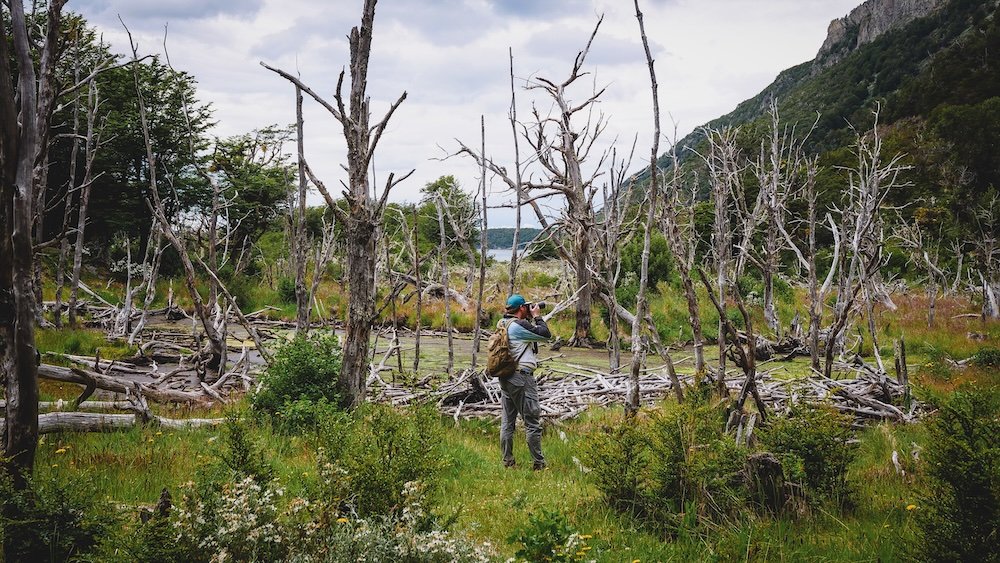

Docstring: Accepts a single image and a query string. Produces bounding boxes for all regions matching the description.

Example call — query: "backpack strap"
[507,319,531,369]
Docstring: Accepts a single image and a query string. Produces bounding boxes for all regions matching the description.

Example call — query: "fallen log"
[1,412,224,435]
[38,364,213,405]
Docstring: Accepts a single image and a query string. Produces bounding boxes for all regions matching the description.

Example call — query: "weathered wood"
[746,452,785,514]
[37,364,212,405]
[1,412,224,435]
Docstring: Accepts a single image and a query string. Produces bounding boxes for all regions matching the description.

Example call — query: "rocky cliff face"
[814,0,945,68]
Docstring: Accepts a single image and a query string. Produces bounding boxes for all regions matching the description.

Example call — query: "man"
[499,294,551,470]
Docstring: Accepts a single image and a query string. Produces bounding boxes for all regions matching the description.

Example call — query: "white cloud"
[70,0,860,225]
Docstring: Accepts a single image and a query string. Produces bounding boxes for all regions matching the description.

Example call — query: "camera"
[529,301,546,310]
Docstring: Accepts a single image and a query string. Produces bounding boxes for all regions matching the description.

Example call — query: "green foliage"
[276,276,297,304]
[970,347,1000,369]
[508,508,593,563]
[217,412,275,485]
[318,404,446,518]
[0,471,113,562]
[580,420,650,515]
[251,333,343,425]
[759,404,857,504]
[914,388,1000,563]
[620,232,675,291]
[583,396,750,532]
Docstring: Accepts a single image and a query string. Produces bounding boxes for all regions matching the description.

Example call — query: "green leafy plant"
[0,471,113,562]
[913,388,1000,562]
[759,403,857,504]
[251,333,343,423]
[318,404,445,518]
[508,508,593,562]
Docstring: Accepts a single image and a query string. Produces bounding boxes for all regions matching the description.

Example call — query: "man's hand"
[529,303,542,319]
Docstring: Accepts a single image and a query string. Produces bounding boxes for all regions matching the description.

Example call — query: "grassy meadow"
[15,258,1000,561]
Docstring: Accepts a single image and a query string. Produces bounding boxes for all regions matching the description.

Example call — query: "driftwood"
[38,364,213,405]
[369,360,920,425]
[1,412,223,435]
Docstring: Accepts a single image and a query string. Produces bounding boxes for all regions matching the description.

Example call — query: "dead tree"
[68,78,107,327]
[124,30,226,368]
[700,126,744,394]
[777,159,840,372]
[592,148,637,375]
[971,194,1000,319]
[262,0,413,406]
[698,269,768,426]
[896,211,948,327]
[660,138,706,374]
[824,108,908,379]
[472,116,488,367]
[435,195,455,375]
[293,86,310,334]
[521,18,610,347]
[507,49,524,296]
[626,0,661,415]
[1,0,67,491]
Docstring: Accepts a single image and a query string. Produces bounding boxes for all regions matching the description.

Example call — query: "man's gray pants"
[499,368,544,467]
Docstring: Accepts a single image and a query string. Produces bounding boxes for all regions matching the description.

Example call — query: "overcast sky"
[71,0,861,227]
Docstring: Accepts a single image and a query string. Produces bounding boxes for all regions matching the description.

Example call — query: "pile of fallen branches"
[370,363,922,425]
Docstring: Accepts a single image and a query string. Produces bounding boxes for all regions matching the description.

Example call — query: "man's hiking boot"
[532,462,547,471]
[503,459,516,469]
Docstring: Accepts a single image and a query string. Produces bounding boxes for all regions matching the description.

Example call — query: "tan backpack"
[486,319,528,378]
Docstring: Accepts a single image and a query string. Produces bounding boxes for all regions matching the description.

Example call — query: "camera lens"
[537,301,546,310]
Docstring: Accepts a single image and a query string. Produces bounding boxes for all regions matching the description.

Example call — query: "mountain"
[654,0,1000,238]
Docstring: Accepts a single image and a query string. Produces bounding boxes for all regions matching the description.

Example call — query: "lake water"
[487,248,514,262]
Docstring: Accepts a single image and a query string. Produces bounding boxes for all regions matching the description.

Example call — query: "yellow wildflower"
[337,517,349,523]
[55,448,67,454]
[906,504,917,511]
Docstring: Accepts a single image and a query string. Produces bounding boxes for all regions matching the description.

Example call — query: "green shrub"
[914,388,1000,563]
[251,333,343,420]
[759,404,857,504]
[970,347,1000,368]
[275,397,341,434]
[0,472,112,561]
[318,404,445,518]
[620,232,675,289]
[581,419,650,515]
[583,396,750,532]
[508,508,592,563]
[277,276,297,304]
[647,396,748,521]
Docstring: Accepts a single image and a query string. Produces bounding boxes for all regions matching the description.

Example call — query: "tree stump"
[746,452,785,514]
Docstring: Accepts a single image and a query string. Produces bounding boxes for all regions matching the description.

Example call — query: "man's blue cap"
[506,294,526,308]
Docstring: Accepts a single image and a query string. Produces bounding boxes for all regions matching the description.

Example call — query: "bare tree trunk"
[507,48,522,296]
[472,116,488,368]
[436,195,455,376]
[128,225,164,345]
[627,0,660,414]
[263,0,411,407]
[294,86,310,334]
[67,83,98,328]
[127,33,225,367]
[1,0,66,495]
[411,206,422,373]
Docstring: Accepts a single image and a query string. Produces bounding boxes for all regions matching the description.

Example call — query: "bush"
[0,472,112,561]
[508,508,593,563]
[277,276,297,304]
[580,420,649,515]
[914,388,1000,562]
[583,396,749,532]
[251,333,343,422]
[759,404,857,504]
[970,347,1000,368]
[621,232,675,288]
[318,404,445,518]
